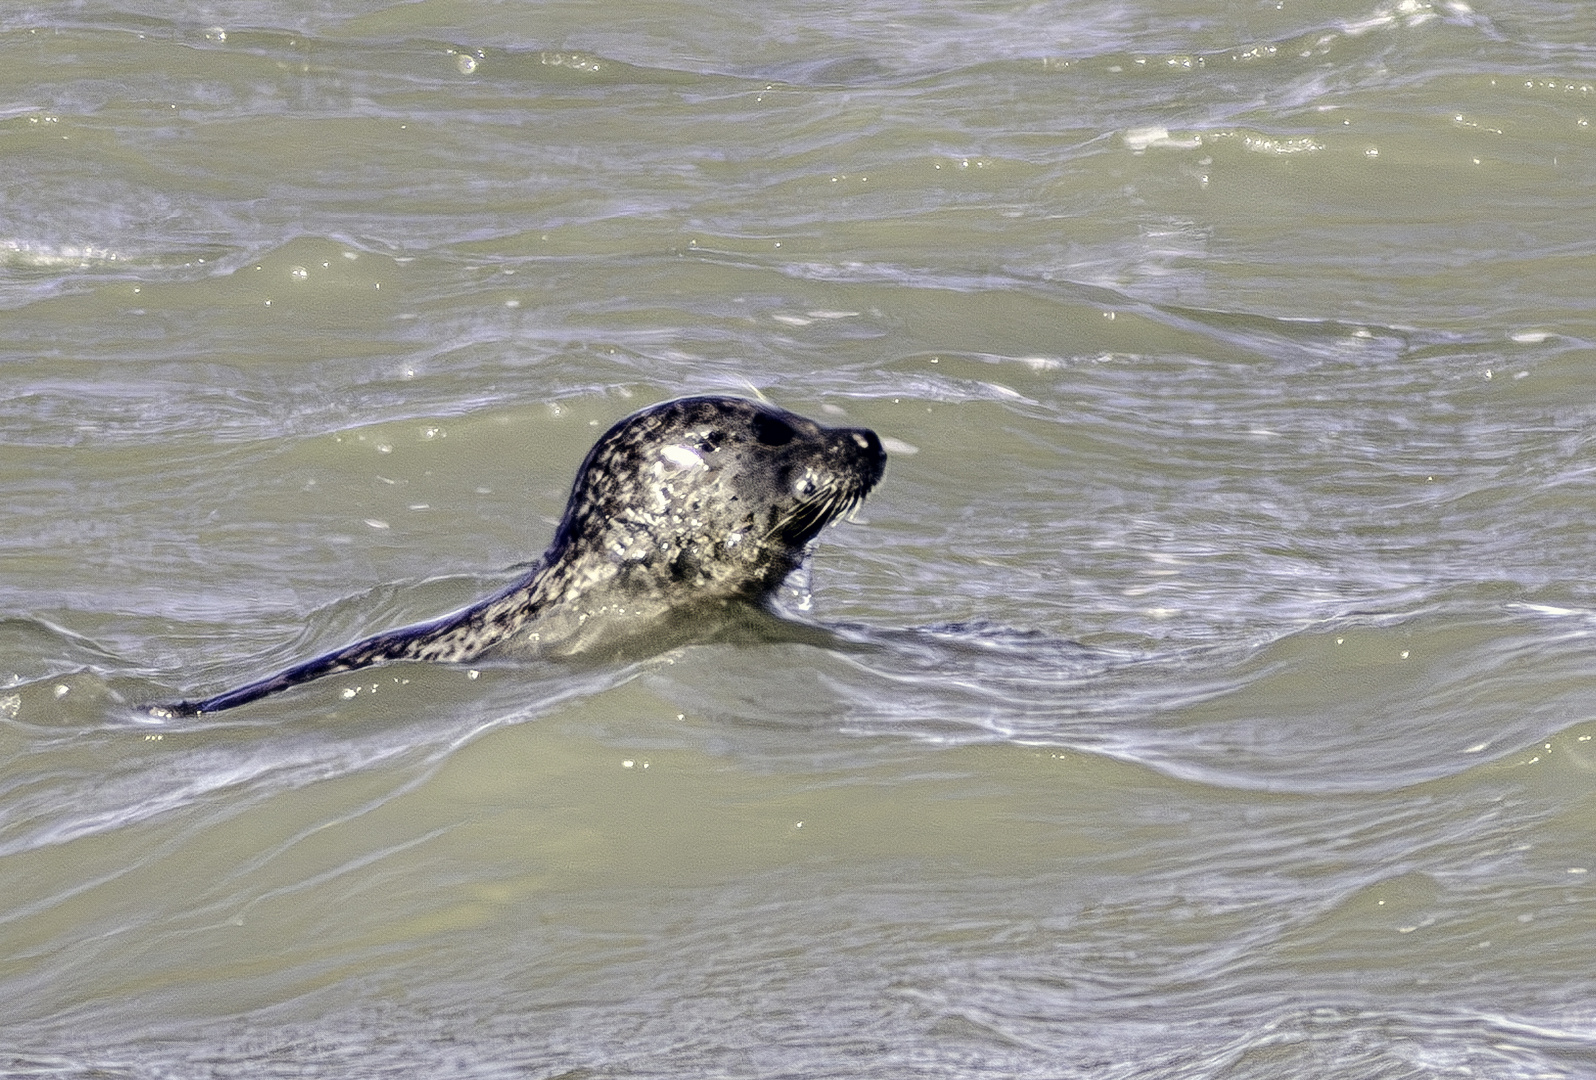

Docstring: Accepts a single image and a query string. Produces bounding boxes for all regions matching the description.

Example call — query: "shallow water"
[5,1,1596,1076]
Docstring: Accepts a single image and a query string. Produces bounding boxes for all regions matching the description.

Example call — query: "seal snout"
[832,422,887,492]
[855,426,885,468]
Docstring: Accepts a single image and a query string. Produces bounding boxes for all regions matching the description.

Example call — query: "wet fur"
[161,396,886,715]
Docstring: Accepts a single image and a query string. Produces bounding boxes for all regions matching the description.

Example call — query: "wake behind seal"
[160,395,887,715]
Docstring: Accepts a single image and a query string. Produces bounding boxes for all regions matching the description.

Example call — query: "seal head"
[545,394,884,617]
[162,395,885,714]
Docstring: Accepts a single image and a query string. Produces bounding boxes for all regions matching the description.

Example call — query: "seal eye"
[751,413,795,447]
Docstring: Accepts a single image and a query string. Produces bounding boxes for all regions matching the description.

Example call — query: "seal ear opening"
[751,413,796,446]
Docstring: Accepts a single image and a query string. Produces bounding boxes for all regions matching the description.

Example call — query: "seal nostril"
[852,429,884,460]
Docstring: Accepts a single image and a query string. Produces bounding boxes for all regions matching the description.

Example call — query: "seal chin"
[161,395,887,714]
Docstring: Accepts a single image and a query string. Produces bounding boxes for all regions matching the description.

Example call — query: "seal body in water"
[163,395,886,715]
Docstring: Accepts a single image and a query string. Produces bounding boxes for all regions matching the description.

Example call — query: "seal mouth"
[775,485,869,546]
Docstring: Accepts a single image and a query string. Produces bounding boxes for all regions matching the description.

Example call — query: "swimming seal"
[161,395,886,715]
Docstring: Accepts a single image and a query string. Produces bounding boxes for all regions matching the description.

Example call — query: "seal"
[162,395,886,715]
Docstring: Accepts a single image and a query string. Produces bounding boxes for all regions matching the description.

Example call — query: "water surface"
[4,1,1596,1076]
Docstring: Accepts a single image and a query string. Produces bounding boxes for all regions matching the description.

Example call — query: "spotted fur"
[162,396,886,714]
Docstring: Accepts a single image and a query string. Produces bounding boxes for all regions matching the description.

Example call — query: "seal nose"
[846,426,887,483]
[856,428,883,458]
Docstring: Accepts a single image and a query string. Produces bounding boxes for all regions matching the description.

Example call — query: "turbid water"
[4,1,1596,1076]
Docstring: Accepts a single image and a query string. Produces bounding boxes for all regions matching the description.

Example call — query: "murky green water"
[5,1,1596,1076]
